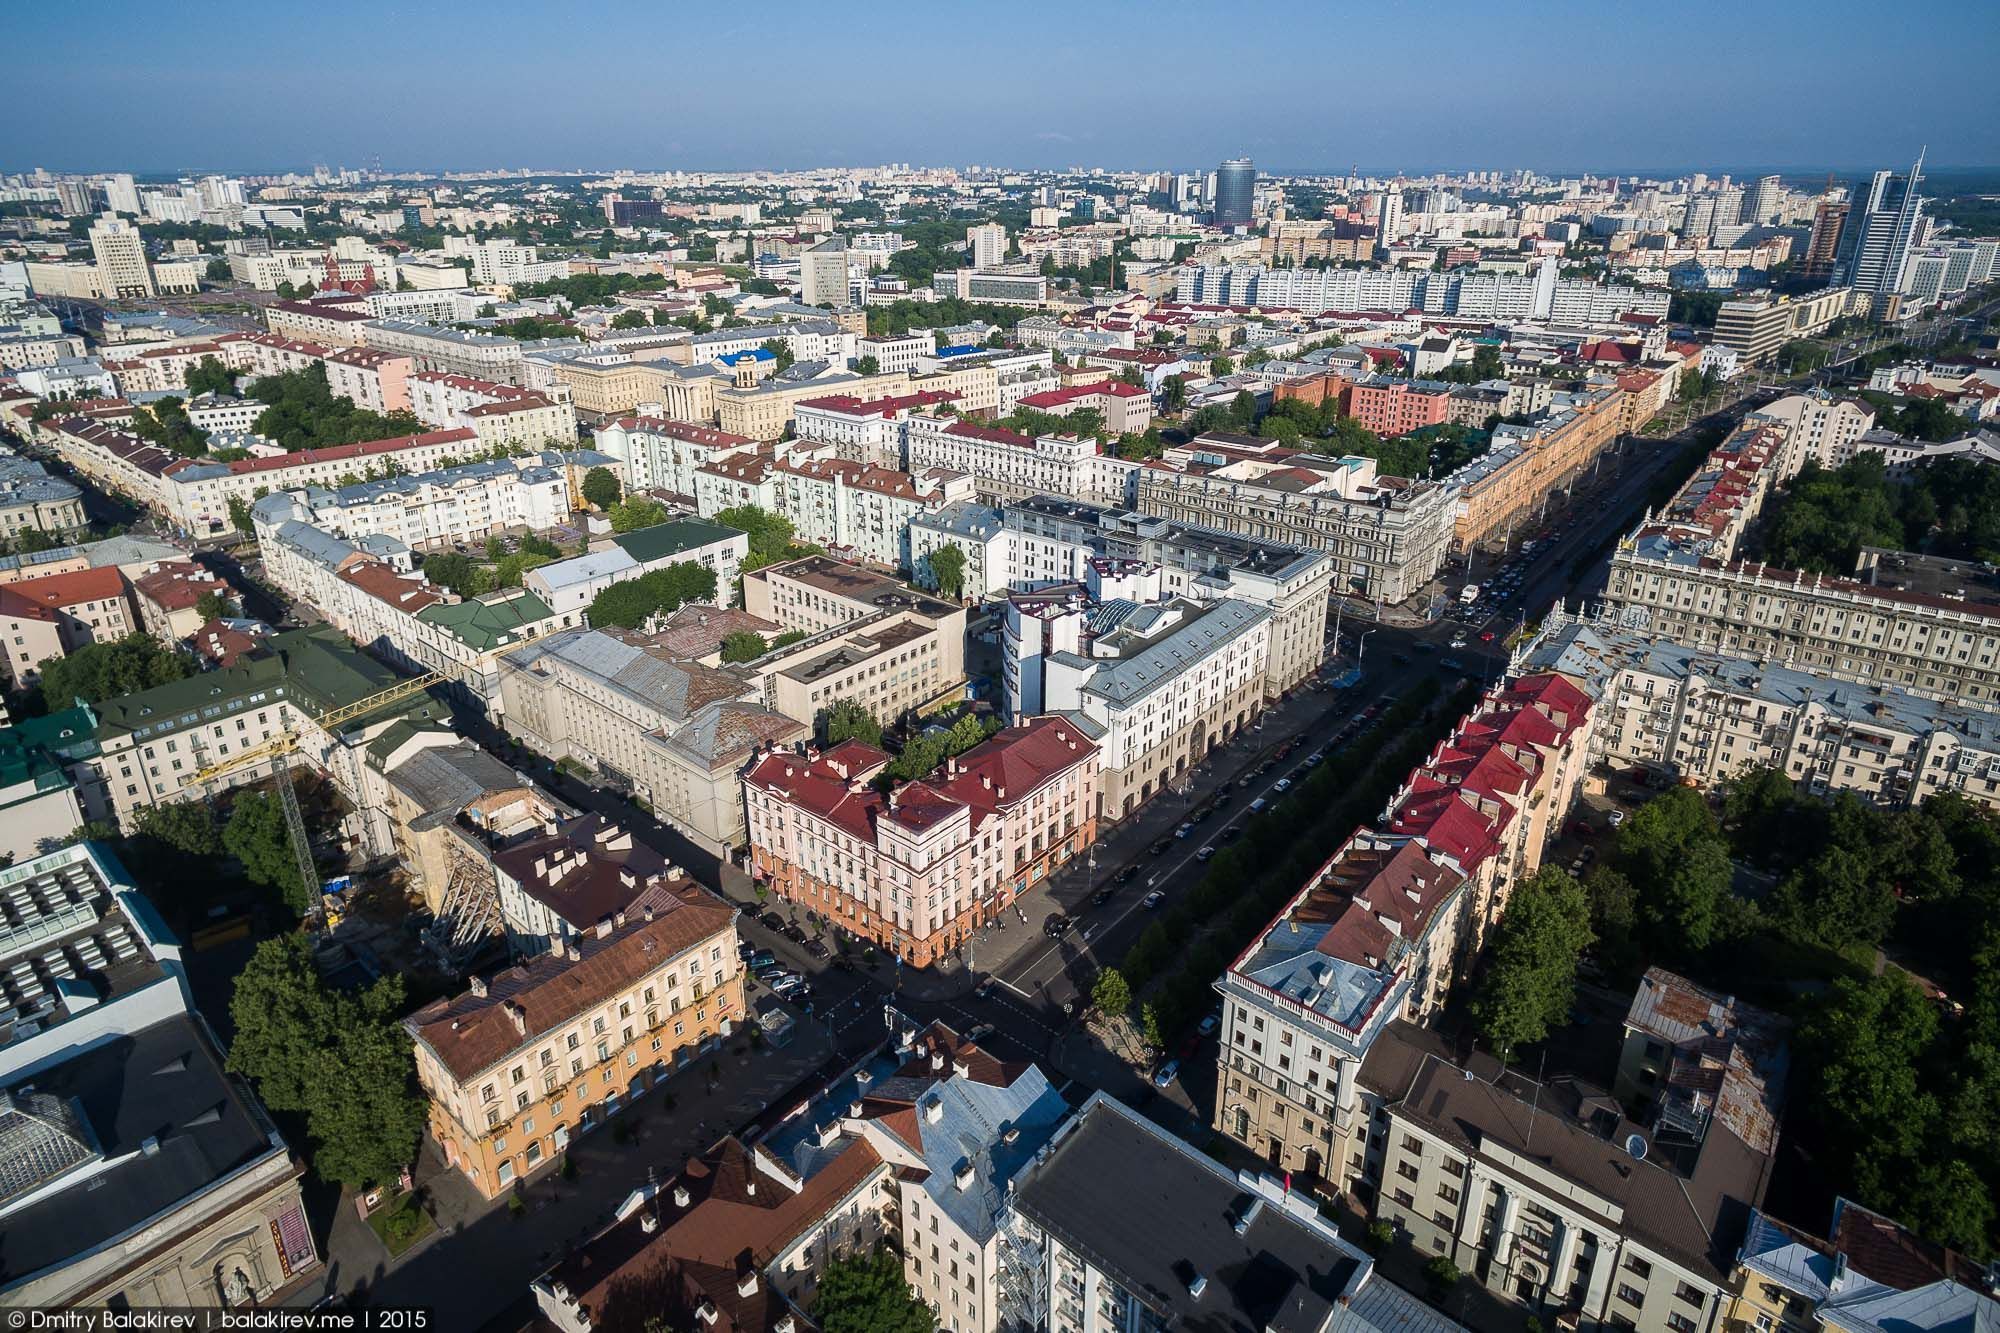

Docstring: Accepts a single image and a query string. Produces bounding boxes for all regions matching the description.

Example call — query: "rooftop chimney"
[503,1001,527,1036]
[673,1184,691,1207]
[737,1272,759,1297]
[467,975,488,998]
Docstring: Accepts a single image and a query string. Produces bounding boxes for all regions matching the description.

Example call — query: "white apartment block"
[793,390,961,470]
[759,456,974,571]
[263,456,573,553]
[903,415,1140,509]
[362,319,527,383]
[593,416,761,497]
[1753,390,1876,468]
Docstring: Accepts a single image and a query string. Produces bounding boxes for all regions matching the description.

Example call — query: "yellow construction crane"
[191,622,571,925]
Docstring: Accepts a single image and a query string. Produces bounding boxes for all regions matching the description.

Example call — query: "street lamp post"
[1357,628,1378,661]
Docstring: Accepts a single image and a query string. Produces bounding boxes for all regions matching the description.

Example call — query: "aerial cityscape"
[3,4,2000,1331]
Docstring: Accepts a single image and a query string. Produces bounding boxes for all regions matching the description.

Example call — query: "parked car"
[747,949,777,968]
[1044,915,1074,938]
[803,938,829,959]
[1196,845,1216,862]
[1149,838,1172,856]
[1272,778,1293,794]
[1152,1059,1180,1089]
[1608,809,1627,828]
[1115,864,1141,885]
[1175,823,1195,839]
[1091,888,1116,907]
[1142,890,1166,909]
[758,911,784,929]
[1198,1011,1221,1036]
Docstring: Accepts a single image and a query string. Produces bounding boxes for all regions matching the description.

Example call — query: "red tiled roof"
[0,565,128,619]
[218,428,476,476]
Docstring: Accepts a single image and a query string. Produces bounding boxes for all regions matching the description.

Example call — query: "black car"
[782,924,808,943]
[1114,865,1140,885]
[803,938,829,959]
[1044,915,1073,938]
[1091,888,1115,907]
[758,910,784,929]
[830,955,857,973]
[1148,838,1171,856]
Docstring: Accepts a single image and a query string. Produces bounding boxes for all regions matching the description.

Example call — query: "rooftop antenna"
[1524,1048,1548,1151]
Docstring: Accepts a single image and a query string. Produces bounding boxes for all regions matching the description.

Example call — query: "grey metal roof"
[1011,1091,1463,1333]
[1237,918,1400,1033]
[907,1063,1067,1245]
[387,742,533,832]
[1055,598,1271,706]
[0,1013,283,1287]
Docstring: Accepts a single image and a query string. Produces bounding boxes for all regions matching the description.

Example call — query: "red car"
[1479,630,1496,642]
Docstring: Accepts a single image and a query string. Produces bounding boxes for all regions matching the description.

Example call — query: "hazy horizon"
[6,0,1996,177]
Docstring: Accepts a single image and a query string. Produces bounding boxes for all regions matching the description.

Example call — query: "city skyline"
[5,0,1998,174]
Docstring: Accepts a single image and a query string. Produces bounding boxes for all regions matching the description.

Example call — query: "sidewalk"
[314,1020,836,1326]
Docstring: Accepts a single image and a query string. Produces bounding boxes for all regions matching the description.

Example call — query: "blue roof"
[718,349,776,366]
[935,344,982,357]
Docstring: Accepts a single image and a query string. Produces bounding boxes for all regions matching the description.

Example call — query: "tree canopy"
[246,364,424,452]
[227,934,426,1189]
[609,496,670,533]
[811,1248,935,1333]
[36,633,191,710]
[1470,868,1594,1061]
[821,699,882,748]
[581,465,621,510]
[586,561,719,629]
[923,543,967,601]
[714,504,821,575]
[224,790,312,916]
[1612,785,1734,956]
[719,630,767,663]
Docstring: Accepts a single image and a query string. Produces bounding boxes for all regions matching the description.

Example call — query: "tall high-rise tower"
[1839,149,1927,297]
[1213,157,1255,229]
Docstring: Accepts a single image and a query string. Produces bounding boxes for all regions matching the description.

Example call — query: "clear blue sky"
[7,0,1998,176]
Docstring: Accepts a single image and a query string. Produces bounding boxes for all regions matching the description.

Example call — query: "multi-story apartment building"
[1175,259,1670,322]
[129,557,233,640]
[405,877,743,1198]
[362,319,526,383]
[793,390,962,469]
[1354,981,1786,1333]
[409,370,573,433]
[1518,610,2000,812]
[0,452,86,544]
[268,455,573,553]
[1348,376,1455,436]
[1603,543,2000,709]
[834,1024,1070,1333]
[909,501,1012,600]
[1724,1200,1999,1333]
[321,346,416,414]
[0,842,321,1309]
[997,495,1333,697]
[1715,289,1855,365]
[1011,380,1155,435]
[264,299,373,347]
[1753,390,1876,468]
[46,415,483,539]
[753,454,970,571]
[854,330,935,374]
[744,715,1099,965]
[1006,585,1270,819]
[1135,435,1456,604]
[533,1028,1042,1333]
[1445,382,1629,551]
[903,414,1140,508]
[716,370,912,441]
[1212,670,1596,1182]
[497,625,808,854]
[593,415,759,497]
[1005,1090,1461,1333]
[47,625,444,852]
[0,561,137,681]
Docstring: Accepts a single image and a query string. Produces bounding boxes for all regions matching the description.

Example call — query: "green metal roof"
[414,588,555,652]
[610,517,743,566]
[88,625,412,744]
[0,706,95,796]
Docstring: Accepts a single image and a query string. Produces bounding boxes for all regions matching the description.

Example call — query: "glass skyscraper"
[1214,157,1255,228]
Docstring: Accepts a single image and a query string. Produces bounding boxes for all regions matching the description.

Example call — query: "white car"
[1607,809,1627,828]
[1449,635,1469,649]
[1272,778,1293,794]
